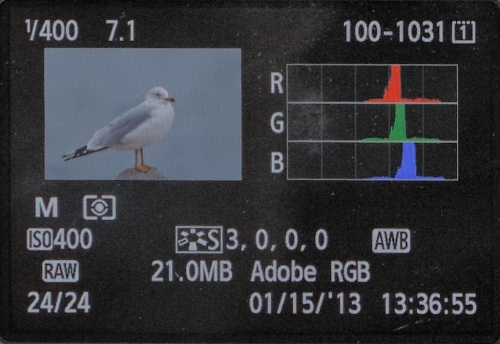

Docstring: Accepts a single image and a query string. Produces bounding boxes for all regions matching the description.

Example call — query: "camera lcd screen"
[1,0,500,343]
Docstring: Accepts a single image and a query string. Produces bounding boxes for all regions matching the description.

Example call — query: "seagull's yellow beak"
[165,97,175,102]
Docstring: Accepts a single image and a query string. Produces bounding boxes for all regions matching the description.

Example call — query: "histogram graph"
[371,143,445,181]
[286,64,458,181]
[365,65,441,103]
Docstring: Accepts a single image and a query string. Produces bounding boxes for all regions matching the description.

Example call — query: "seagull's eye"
[155,93,160,97]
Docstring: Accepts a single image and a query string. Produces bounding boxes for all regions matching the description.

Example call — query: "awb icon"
[372,228,411,253]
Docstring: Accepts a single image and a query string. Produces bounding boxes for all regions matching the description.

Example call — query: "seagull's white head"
[146,87,175,103]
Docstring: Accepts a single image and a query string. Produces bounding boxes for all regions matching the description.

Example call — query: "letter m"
[35,197,58,218]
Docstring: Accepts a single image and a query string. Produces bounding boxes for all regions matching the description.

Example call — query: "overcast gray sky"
[45,48,241,180]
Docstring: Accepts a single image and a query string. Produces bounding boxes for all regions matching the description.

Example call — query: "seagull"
[63,87,175,173]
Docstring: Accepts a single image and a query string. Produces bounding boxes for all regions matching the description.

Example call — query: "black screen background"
[2,1,500,342]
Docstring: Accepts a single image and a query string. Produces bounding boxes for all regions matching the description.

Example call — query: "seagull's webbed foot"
[134,164,151,173]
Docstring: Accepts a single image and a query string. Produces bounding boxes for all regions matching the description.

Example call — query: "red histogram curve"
[366,65,440,103]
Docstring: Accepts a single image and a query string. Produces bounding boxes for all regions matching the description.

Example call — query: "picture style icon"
[175,226,223,254]
[83,195,116,220]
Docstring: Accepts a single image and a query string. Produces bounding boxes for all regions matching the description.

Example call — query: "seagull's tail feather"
[63,145,108,161]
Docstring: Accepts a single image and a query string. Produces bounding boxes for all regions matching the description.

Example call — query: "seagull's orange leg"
[134,148,151,173]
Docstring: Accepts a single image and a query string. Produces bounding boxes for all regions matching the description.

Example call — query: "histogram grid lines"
[354,66,357,179]
[320,64,324,179]
[286,64,458,181]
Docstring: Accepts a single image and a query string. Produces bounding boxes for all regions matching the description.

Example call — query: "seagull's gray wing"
[87,103,154,150]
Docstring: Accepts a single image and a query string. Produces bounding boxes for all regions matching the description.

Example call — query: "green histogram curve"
[362,104,440,142]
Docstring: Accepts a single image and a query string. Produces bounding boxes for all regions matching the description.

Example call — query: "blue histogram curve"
[371,142,444,180]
